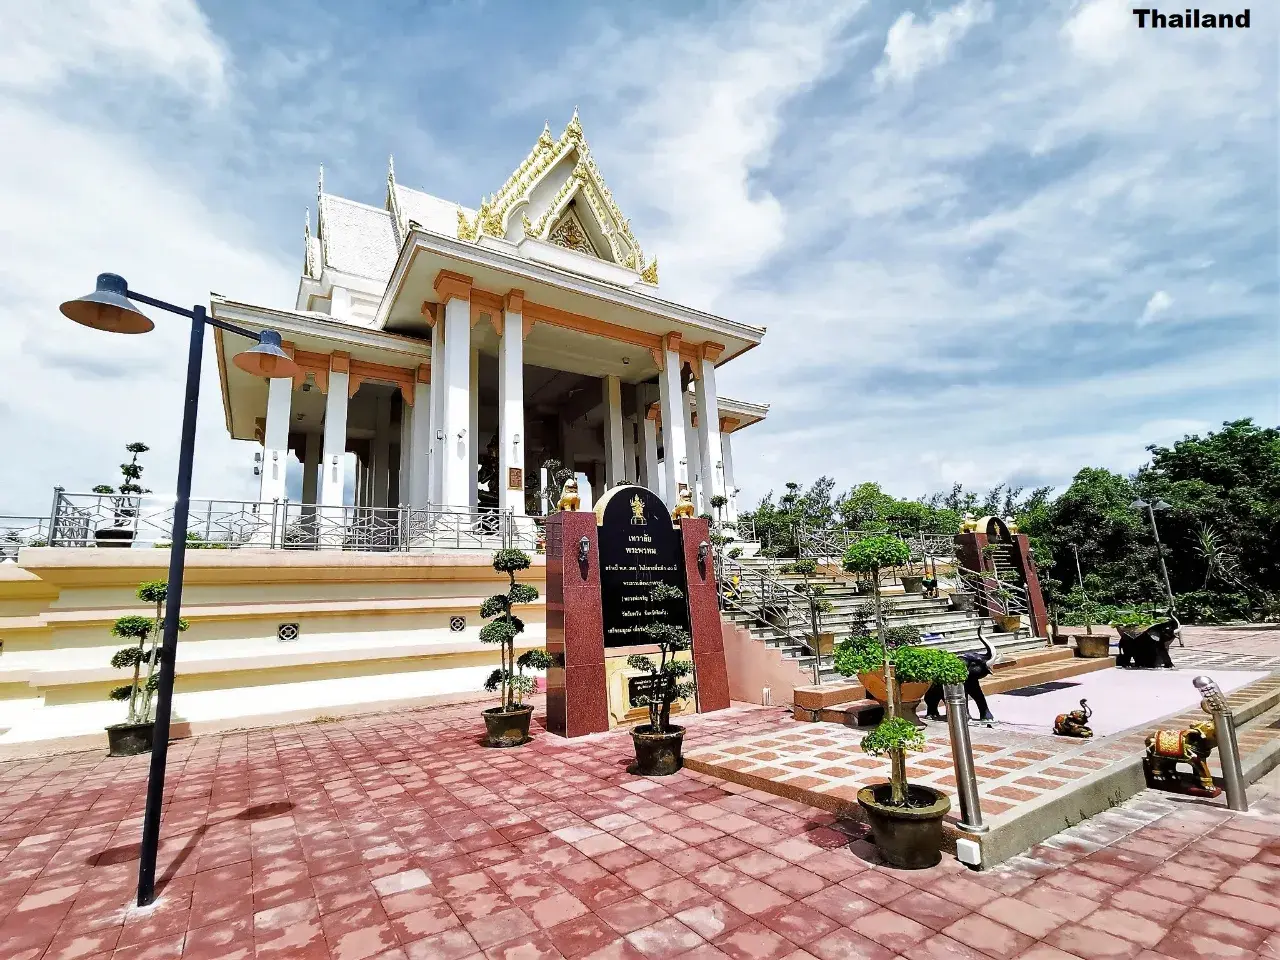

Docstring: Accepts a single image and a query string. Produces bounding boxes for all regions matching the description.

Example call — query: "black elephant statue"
[924,627,996,722]
[1115,615,1180,669]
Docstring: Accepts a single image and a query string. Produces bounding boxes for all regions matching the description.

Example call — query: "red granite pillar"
[544,512,610,737]
[953,532,994,618]
[679,517,730,713]
[1011,534,1049,639]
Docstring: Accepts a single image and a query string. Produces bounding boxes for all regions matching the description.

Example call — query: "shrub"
[480,549,550,711]
[862,717,925,756]
[842,535,910,576]
[107,581,188,724]
[627,584,696,733]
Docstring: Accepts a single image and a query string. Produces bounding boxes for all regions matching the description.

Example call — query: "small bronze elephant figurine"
[1053,699,1093,738]
[1144,705,1218,794]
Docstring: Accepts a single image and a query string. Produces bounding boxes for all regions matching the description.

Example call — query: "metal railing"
[43,489,539,553]
[0,516,50,560]
[954,564,1029,617]
[717,553,826,668]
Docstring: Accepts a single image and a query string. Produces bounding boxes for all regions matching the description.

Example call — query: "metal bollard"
[1193,676,1249,812]
[944,682,988,833]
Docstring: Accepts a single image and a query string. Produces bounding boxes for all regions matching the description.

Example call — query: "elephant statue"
[1144,707,1218,793]
[1116,615,1181,669]
[1053,699,1093,738]
[924,627,995,722]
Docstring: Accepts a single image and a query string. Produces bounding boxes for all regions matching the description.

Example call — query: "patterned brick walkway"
[1,695,1278,960]
[687,672,1280,825]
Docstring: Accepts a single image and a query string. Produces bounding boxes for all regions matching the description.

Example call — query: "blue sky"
[0,0,1275,514]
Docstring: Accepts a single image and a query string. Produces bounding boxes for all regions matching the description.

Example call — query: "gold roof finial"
[538,121,555,151]
[565,107,583,143]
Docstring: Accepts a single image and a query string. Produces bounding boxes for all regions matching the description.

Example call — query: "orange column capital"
[433,269,473,305]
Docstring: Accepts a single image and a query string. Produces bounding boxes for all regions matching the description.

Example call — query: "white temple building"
[213,112,768,526]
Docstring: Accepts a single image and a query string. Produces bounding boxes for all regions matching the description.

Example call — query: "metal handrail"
[43,489,538,553]
[717,553,829,671]
[953,564,1029,617]
[0,516,50,560]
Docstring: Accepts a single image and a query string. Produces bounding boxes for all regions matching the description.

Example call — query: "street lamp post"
[1131,498,1177,624]
[60,274,298,907]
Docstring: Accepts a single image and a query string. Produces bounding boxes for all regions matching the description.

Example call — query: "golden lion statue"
[1144,703,1218,792]
[672,487,695,520]
[557,477,580,512]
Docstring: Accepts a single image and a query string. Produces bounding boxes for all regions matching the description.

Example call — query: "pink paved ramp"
[986,667,1270,738]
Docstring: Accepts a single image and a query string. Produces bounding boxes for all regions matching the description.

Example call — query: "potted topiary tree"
[94,442,150,547]
[782,559,836,684]
[628,583,696,776]
[842,535,963,867]
[832,627,963,724]
[480,548,553,747]
[106,580,187,756]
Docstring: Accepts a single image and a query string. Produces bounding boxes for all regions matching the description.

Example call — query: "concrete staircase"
[722,555,1045,685]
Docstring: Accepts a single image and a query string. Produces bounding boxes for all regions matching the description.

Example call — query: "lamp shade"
[233,329,299,379]
[59,273,154,334]
[1130,498,1149,510]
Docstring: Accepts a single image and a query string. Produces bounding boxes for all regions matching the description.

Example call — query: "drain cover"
[1005,681,1082,697]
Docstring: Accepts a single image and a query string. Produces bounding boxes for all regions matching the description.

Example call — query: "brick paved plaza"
[2,626,1279,960]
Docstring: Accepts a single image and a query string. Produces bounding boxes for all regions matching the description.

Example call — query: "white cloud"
[873,0,993,87]
[0,0,228,105]
[0,12,291,512]
[1138,290,1174,326]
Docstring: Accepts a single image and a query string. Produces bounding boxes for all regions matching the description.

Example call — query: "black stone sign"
[596,485,690,649]
[627,674,663,703]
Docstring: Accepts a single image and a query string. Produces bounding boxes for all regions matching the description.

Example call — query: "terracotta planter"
[949,591,975,612]
[993,614,1022,634]
[901,575,924,595]
[106,721,154,757]
[630,725,685,776]
[858,672,930,727]
[482,704,534,747]
[857,783,951,869]
[1071,634,1111,659]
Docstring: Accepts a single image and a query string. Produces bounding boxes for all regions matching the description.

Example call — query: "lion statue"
[1053,698,1093,738]
[557,477,580,512]
[1144,703,1218,793]
[672,487,696,520]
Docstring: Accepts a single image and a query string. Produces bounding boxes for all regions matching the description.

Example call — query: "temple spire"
[317,163,324,202]
[387,153,395,184]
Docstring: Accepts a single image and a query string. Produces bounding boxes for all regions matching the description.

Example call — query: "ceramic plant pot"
[482,704,534,747]
[630,725,685,776]
[857,783,952,869]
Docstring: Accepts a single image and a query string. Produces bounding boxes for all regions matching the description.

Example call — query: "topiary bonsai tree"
[108,580,187,729]
[628,583,696,734]
[781,559,836,683]
[842,535,910,648]
[479,549,553,746]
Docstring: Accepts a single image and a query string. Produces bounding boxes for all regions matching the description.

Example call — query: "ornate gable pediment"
[457,111,658,284]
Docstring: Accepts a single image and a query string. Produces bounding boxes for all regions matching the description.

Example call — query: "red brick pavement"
[1,698,1279,960]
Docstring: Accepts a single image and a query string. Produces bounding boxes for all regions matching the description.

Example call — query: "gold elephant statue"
[557,477,581,512]
[1144,707,1217,792]
[960,513,979,533]
[1053,698,1093,738]
[672,487,696,520]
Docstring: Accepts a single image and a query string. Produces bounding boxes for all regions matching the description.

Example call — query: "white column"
[622,416,637,484]
[498,292,527,516]
[722,428,738,523]
[397,395,412,506]
[694,354,724,515]
[683,389,700,512]
[259,376,292,503]
[468,346,480,510]
[603,374,624,489]
[642,411,659,491]
[437,275,473,509]
[656,334,687,508]
[302,431,321,505]
[372,393,391,508]
[429,318,445,507]
[320,356,349,508]
[409,366,432,509]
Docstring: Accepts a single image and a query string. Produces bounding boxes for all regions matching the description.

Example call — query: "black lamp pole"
[60,274,296,907]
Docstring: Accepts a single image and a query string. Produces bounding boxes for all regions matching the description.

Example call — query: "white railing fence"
[41,488,541,553]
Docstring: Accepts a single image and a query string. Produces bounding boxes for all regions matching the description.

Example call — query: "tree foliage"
[480,549,549,711]
[740,419,1279,625]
